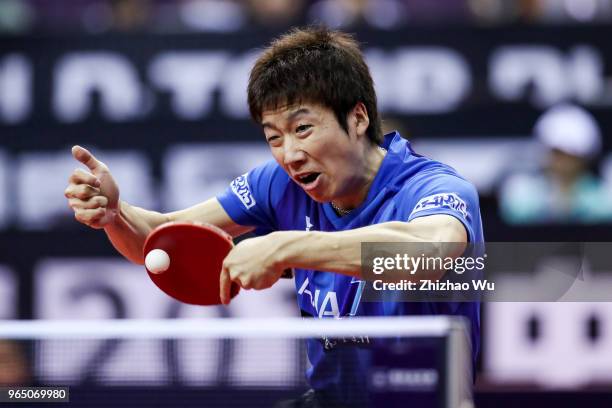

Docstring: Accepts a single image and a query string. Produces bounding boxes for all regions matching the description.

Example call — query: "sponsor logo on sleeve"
[410,193,468,219]
[230,173,256,209]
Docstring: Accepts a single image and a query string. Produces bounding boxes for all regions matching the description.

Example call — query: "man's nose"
[283,138,307,166]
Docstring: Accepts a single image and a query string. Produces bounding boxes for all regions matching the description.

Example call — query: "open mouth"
[297,173,321,185]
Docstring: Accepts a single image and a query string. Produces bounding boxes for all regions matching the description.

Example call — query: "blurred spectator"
[533,0,612,23]
[109,0,152,32]
[178,0,246,32]
[0,340,30,386]
[468,0,612,24]
[308,0,407,30]
[244,0,306,28]
[308,0,364,29]
[0,0,34,33]
[308,0,476,29]
[8,0,612,34]
[499,104,612,224]
[26,0,150,33]
[468,0,523,25]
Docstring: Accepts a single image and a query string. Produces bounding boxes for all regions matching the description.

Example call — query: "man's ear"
[351,102,370,139]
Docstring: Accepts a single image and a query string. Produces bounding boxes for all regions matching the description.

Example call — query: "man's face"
[261,103,363,203]
[547,148,588,180]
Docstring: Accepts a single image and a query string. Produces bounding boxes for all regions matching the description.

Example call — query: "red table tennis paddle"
[143,221,240,305]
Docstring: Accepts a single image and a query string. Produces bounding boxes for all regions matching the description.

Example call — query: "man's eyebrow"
[287,108,311,122]
[262,108,311,130]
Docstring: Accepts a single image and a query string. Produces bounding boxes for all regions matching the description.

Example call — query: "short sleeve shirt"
[217,131,484,405]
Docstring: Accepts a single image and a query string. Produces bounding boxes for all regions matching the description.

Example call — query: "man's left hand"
[219,233,286,304]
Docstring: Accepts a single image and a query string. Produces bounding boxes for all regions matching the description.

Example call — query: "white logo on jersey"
[410,192,468,219]
[305,216,313,231]
[230,172,256,209]
[298,277,340,318]
[319,291,340,317]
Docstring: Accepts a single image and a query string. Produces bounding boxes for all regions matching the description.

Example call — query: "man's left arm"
[220,214,466,303]
[282,214,466,275]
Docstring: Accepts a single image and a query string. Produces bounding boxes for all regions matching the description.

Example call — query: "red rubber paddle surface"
[143,222,240,305]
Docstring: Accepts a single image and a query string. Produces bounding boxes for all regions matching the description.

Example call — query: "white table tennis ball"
[145,249,170,274]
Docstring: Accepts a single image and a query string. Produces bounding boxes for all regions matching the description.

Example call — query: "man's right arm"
[105,199,252,265]
[65,146,252,265]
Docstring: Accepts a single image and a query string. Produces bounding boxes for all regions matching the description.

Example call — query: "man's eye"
[296,124,311,133]
[267,135,280,143]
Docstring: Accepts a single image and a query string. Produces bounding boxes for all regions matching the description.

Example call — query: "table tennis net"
[0,317,472,408]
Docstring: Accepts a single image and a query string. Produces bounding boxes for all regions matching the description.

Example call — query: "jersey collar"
[323,131,411,226]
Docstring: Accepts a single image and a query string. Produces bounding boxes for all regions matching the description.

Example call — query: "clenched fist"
[64,146,120,229]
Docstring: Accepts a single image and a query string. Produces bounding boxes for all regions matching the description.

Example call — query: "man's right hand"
[65,145,120,229]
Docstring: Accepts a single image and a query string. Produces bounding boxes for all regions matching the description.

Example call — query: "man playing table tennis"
[66,26,482,407]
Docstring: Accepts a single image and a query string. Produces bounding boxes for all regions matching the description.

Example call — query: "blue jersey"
[218,131,483,405]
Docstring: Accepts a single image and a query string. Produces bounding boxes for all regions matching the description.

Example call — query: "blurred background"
[1,0,612,406]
